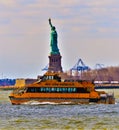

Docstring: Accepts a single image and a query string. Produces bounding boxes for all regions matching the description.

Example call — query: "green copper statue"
[49,18,60,54]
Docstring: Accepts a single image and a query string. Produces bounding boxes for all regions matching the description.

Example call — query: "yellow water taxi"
[9,72,115,105]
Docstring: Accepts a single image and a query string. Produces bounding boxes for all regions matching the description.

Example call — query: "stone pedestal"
[48,54,63,72]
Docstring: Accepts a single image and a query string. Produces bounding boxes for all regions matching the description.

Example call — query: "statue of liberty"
[49,18,60,54]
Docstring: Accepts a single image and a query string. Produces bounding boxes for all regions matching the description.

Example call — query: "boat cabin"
[41,73,61,82]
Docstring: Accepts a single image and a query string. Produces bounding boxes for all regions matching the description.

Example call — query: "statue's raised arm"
[49,18,53,28]
[48,18,60,55]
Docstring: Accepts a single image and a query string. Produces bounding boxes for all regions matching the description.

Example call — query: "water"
[0,90,119,130]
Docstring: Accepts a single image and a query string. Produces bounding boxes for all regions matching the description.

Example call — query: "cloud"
[0,0,16,6]
[81,0,119,7]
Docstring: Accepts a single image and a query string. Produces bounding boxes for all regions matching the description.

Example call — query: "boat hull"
[9,96,115,105]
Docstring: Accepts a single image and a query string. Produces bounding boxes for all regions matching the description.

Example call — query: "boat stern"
[99,93,115,104]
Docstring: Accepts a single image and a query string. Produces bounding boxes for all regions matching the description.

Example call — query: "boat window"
[51,88,55,92]
[62,88,66,92]
[26,87,89,93]
[46,76,49,80]
[73,88,76,92]
[77,88,90,93]
[40,87,45,92]
[68,88,71,92]
[27,88,34,92]
[49,76,53,80]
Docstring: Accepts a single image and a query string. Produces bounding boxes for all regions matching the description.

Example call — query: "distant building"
[15,79,25,87]
[15,78,37,87]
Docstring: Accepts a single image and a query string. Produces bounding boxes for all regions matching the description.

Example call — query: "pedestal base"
[48,54,63,72]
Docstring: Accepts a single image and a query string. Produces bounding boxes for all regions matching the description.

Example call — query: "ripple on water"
[0,90,119,129]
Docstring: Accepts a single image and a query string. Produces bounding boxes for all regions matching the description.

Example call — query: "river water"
[0,90,119,130]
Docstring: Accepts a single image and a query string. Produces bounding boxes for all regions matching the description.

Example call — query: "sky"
[0,0,119,79]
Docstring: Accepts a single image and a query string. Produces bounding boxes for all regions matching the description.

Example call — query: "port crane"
[42,64,49,71]
[70,58,90,77]
[71,58,90,71]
